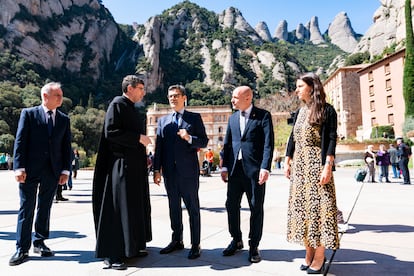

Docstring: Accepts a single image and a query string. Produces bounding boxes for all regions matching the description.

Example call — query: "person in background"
[63,149,76,191]
[396,138,411,185]
[9,82,71,266]
[388,143,400,179]
[7,153,14,170]
[0,153,6,169]
[284,72,339,274]
[376,144,391,183]
[364,145,377,183]
[72,149,80,179]
[92,75,152,270]
[221,85,274,263]
[204,148,214,173]
[153,84,208,260]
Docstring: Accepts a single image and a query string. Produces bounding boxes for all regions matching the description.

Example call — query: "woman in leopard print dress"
[284,72,339,274]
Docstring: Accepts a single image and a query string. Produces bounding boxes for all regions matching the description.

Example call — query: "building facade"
[323,65,367,139]
[357,48,405,140]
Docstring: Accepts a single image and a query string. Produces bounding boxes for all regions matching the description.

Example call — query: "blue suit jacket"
[153,110,208,178]
[223,106,274,180]
[13,105,72,178]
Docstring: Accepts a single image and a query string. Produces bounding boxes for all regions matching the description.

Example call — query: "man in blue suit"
[221,86,274,263]
[153,85,208,259]
[9,82,72,266]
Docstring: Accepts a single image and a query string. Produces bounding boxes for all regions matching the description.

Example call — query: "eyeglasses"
[167,94,182,99]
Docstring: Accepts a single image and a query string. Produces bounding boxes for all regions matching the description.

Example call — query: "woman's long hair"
[298,72,326,126]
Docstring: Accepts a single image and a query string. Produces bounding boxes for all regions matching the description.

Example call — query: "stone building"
[323,65,367,139]
[146,104,233,155]
[357,48,406,140]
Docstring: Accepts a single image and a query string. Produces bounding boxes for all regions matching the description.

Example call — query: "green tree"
[69,107,105,156]
[0,82,25,135]
[0,133,15,154]
[404,0,414,116]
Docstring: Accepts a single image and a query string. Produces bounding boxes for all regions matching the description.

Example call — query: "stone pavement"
[0,167,413,276]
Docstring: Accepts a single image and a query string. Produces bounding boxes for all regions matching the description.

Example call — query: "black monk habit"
[92,95,152,259]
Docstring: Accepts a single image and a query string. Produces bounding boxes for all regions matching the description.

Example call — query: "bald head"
[231,86,253,111]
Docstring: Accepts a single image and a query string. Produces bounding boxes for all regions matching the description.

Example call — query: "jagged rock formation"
[219,7,262,43]
[135,3,302,93]
[274,20,288,41]
[2,0,401,99]
[354,0,413,56]
[0,0,123,81]
[328,12,358,53]
[307,16,325,44]
[295,23,308,40]
[255,21,273,42]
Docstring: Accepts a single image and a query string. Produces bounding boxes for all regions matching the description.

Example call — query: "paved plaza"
[0,167,413,275]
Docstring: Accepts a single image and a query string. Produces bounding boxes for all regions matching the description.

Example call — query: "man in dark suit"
[9,82,72,266]
[221,85,274,263]
[153,85,208,259]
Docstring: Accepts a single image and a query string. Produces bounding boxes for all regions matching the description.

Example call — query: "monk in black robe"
[92,75,152,270]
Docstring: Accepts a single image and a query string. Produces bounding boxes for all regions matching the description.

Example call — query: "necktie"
[238,111,247,160]
[174,112,180,127]
[47,110,53,136]
[240,111,247,135]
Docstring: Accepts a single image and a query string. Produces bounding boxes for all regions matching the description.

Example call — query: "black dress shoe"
[306,258,326,274]
[9,250,29,266]
[222,240,243,256]
[300,264,310,271]
[160,240,184,254]
[248,247,261,263]
[188,245,201,259]
[33,241,54,257]
[56,197,68,201]
[104,258,127,270]
[136,249,148,257]
[307,264,324,274]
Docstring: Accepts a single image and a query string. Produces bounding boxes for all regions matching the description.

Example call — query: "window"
[385,79,392,90]
[386,95,393,107]
[218,136,223,142]
[370,100,375,111]
[369,85,374,96]
[388,114,394,125]
[371,117,377,126]
[384,63,391,75]
[218,126,223,133]
[368,71,373,81]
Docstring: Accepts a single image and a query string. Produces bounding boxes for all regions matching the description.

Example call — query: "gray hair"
[41,82,61,99]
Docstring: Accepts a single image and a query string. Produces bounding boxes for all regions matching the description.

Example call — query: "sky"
[101,0,380,35]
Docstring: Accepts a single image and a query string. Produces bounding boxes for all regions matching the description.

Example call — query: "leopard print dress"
[287,106,339,249]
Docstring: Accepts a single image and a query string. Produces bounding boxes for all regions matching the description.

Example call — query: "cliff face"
[354,0,414,56]
[0,0,123,80]
[1,0,407,96]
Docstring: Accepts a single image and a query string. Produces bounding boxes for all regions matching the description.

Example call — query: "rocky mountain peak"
[295,23,309,40]
[328,12,358,53]
[274,20,288,41]
[307,16,325,44]
[219,7,262,43]
[255,21,273,42]
[353,0,412,56]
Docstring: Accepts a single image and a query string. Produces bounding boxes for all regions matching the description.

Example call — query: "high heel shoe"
[306,258,326,274]
[300,264,310,271]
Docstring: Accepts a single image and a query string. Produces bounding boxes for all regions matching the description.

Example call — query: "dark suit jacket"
[285,103,337,168]
[153,110,208,178]
[13,105,72,178]
[222,106,274,180]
